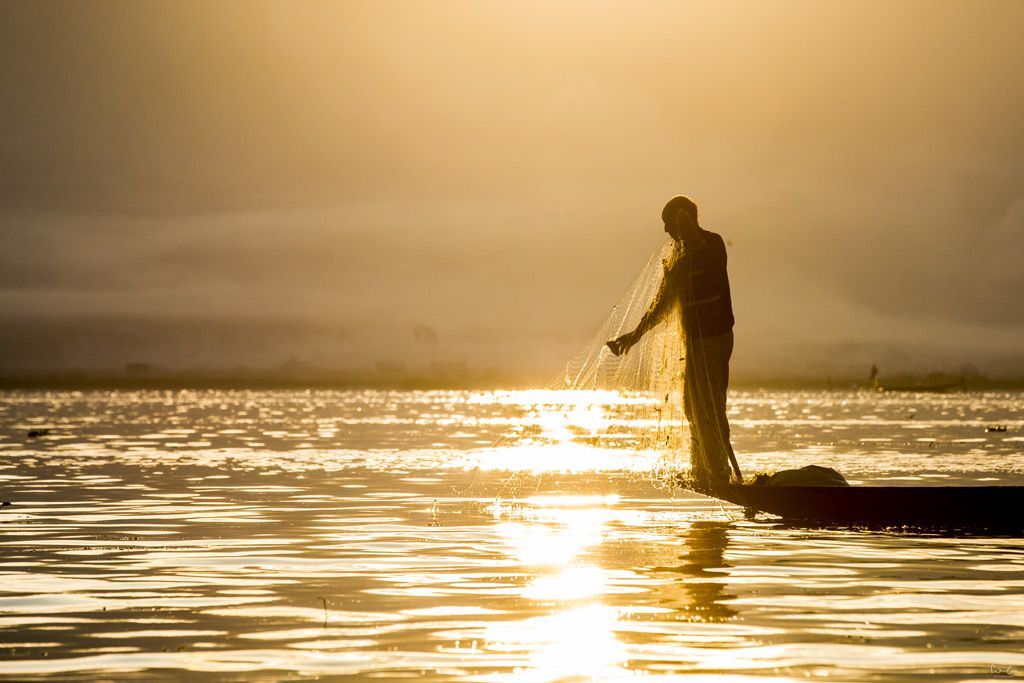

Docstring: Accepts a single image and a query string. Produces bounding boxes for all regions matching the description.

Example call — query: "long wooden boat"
[710,483,1024,529]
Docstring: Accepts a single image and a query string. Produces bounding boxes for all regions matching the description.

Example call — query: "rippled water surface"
[1,389,1024,681]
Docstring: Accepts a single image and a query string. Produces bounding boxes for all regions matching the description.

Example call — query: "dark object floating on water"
[702,482,1024,529]
[27,429,50,438]
[987,425,1008,433]
[1,501,10,509]
[750,465,848,487]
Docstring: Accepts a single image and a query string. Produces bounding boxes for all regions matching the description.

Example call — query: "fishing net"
[491,236,740,495]
[554,238,688,460]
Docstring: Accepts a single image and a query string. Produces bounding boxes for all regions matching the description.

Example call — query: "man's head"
[662,195,699,241]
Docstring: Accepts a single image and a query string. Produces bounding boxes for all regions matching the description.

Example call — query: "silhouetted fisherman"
[607,196,741,490]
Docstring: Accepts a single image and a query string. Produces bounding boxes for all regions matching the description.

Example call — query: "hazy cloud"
[1,0,1023,373]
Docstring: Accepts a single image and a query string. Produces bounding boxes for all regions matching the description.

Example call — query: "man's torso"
[669,229,734,338]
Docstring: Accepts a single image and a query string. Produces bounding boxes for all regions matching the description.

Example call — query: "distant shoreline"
[3,372,1024,391]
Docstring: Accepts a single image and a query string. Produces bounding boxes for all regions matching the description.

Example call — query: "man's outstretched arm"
[606,264,676,356]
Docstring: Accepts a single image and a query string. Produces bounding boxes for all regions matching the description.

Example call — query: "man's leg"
[682,347,703,481]
[710,332,740,481]
[684,336,730,487]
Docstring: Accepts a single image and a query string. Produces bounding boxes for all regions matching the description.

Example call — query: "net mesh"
[485,229,750,505]
[552,238,689,462]
[487,237,713,497]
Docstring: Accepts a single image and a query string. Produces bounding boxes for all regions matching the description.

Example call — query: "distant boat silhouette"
[868,364,964,393]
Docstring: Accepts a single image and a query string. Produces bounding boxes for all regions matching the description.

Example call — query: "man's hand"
[606,332,636,356]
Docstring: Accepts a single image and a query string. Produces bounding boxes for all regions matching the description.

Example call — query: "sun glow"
[495,502,610,567]
[469,443,659,473]
[467,391,663,474]
[522,565,607,601]
[481,495,632,679]
[480,604,628,682]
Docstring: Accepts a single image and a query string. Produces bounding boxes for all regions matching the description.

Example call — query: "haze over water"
[2,388,1024,680]
[3,1,1024,379]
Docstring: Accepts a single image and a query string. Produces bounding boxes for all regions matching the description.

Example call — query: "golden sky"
[1,1,1023,374]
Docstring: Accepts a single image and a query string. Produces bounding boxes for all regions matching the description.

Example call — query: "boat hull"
[715,484,1024,528]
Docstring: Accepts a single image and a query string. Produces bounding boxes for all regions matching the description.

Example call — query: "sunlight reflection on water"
[0,389,1023,680]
